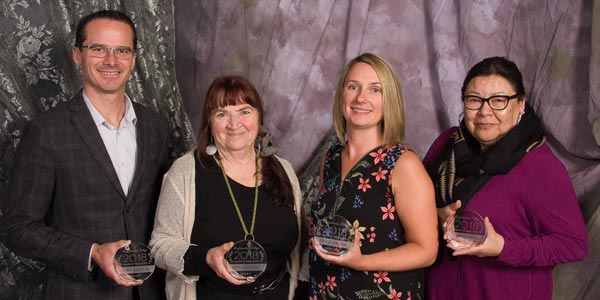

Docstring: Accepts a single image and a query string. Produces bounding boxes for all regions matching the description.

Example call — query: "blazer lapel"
[127,105,148,199]
[69,92,127,200]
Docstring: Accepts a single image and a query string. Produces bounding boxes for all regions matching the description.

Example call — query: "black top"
[183,153,298,298]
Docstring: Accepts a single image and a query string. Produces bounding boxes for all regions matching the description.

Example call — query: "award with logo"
[113,243,155,281]
[218,156,267,282]
[314,215,355,256]
[445,209,487,249]
[225,238,267,281]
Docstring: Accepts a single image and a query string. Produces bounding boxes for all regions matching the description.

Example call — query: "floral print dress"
[309,142,423,300]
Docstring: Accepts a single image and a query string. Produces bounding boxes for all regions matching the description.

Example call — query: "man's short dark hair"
[75,10,138,49]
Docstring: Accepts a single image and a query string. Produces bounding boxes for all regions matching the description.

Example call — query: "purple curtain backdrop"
[174,0,600,299]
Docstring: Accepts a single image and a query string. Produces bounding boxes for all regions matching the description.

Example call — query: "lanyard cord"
[217,152,259,238]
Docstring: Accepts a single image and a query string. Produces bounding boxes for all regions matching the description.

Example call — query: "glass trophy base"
[114,243,155,281]
[225,239,267,282]
[314,215,354,256]
[446,209,487,249]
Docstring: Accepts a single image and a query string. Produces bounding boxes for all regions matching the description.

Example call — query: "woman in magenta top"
[424,56,588,300]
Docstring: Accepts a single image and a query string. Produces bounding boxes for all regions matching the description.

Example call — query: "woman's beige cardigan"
[150,151,308,300]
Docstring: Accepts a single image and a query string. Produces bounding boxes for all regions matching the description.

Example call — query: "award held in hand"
[311,184,355,256]
[225,237,267,282]
[445,209,487,249]
[314,214,355,256]
[218,155,267,282]
[113,243,155,281]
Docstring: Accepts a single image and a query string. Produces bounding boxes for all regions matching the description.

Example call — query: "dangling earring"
[516,113,523,125]
[458,112,464,124]
[206,136,217,156]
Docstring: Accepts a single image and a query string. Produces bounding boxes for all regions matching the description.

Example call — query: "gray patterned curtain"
[174,1,600,299]
[0,1,193,298]
[2,0,599,299]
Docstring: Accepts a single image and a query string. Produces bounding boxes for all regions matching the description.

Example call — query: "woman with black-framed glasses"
[423,56,588,300]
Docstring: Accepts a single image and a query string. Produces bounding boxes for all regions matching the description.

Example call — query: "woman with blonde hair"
[309,53,438,300]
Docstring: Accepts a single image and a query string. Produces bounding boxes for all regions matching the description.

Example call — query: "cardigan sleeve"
[150,152,199,282]
[276,155,306,300]
[497,148,588,267]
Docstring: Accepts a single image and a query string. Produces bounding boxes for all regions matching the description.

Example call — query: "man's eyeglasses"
[81,45,135,60]
[462,94,519,111]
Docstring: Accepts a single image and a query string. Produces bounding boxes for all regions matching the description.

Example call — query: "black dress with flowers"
[309,142,423,300]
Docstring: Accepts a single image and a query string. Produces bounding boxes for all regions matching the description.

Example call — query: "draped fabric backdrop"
[0,0,598,299]
[0,1,193,299]
[174,0,599,299]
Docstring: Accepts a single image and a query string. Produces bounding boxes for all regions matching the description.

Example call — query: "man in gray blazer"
[0,10,168,300]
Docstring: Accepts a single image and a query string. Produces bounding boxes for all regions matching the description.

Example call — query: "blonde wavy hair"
[332,53,405,146]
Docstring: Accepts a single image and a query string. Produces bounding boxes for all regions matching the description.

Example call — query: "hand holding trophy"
[218,156,267,282]
[312,187,355,256]
[113,243,155,282]
[445,209,487,249]
[313,215,355,256]
[225,236,267,282]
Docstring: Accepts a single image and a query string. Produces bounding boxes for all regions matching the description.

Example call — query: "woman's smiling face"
[211,103,260,154]
[463,75,525,150]
[342,62,384,131]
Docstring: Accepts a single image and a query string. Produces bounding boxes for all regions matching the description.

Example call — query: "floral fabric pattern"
[309,142,423,300]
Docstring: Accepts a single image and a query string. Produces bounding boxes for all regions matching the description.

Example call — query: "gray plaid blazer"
[1,91,169,300]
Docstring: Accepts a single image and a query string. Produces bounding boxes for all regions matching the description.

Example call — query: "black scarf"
[429,103,546,208]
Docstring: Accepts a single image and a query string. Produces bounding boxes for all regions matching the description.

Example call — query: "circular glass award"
[445,209,487,249]
[113,243,155,281]
[225,239,267,282]
[314,215,355,256]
